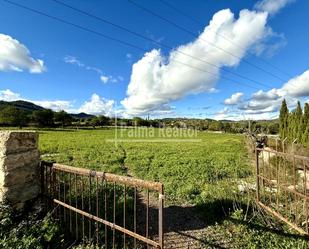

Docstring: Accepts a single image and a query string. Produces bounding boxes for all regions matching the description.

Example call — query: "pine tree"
[279,99,289,139]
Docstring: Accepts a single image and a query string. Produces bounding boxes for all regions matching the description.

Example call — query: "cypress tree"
[294,101,303,141]
[303,103,309,143]
[279,99,289,139]
[304,103,309,125]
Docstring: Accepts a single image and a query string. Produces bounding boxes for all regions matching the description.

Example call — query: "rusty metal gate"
[41,161,164,248]
[256,147,309,235]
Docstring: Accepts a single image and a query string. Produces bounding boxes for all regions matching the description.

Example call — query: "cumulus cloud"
[32,100,73,112]
[224,92,244,105]
[281,70,309,97]
[251,89,281,101]
[0,89,21,101]
[255,0,294,15]
[122,8,270,116]
[0,34,45,73]
[222,69,309,120]
[78,94,114,115]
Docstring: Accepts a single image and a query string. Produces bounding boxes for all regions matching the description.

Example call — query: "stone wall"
[0,131,40,210]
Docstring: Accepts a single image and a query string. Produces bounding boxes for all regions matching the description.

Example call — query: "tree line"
[0,105,280,134]
[279,100,309,144]
[0,107,72,128]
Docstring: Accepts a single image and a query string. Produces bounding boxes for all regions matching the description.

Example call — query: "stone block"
[0,131,38,156]
[0,131,40,209]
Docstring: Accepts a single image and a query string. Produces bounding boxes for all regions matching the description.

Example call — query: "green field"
[39,128,250,204]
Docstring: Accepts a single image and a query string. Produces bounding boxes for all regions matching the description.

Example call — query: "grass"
[39,128,250,205]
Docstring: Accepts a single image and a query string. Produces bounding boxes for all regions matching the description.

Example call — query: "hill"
[0,100,94,119]
[0,100,44,112]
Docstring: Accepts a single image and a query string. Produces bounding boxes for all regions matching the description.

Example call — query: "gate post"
[159,185,164,249]
[0,131,40,210]
[255,147,260,202]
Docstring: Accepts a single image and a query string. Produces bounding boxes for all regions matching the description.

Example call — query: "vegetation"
[39,129,250,203]
[0,204,64,249]
[279,100,309,145]
[0,106,29,128]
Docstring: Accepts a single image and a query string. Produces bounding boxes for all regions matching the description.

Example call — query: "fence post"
[256,147,260,202]
[159,185,164,249]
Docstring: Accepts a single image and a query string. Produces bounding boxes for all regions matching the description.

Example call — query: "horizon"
[0,0,309,121]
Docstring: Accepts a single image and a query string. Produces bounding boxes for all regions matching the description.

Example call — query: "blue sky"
[0,0,308,120]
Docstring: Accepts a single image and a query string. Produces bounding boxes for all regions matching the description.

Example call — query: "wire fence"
[256,147,309,235]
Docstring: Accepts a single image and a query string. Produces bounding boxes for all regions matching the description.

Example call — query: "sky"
[0,0,308,120]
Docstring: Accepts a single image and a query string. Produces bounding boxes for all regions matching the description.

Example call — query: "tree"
[304,103,309,124]
[89,117,100,128]
[132,117,149,126]
[208,121,223,131]
[294,101,303,141]
[302,103,309,143]
[32,109,54,127]
[267,122,279,134]
[98,115,110,126]
[54,110,72,128]
[279,99,289,139]
[0,106,29,128]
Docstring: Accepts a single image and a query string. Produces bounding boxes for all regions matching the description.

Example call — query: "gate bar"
[54,199,160,248]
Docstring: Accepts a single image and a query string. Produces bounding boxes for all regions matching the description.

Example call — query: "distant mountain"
[70,112,95,120]
[0,100,94,119]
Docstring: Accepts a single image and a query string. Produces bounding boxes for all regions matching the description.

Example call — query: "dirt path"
[136,190,227,249]
[126,167,227,249]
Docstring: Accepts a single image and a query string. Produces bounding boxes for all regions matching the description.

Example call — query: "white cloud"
[214,107,233,120]
[0,34,46,73]
[0,89,116,116]
[78,94,114,115]
[64,55,123,84]
[100,75,123,84]
[251,27,287,58]
[32,100,73,112]
[85,66,102,74]
[224,92,243,105]
[251,89,281,101]
[221,69,309,120]
[0,89,21,101]
[255,0,294,15]
[0,88,74,112]
[281,70,309,97]
[63,55,84,67]
[122,8,270,115]
[100,75,109,83]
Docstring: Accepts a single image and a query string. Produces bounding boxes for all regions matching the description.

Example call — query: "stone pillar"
[0,131,40,210]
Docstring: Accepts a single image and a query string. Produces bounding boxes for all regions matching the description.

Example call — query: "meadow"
[39,128,250,205]
[38,127,309,248]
